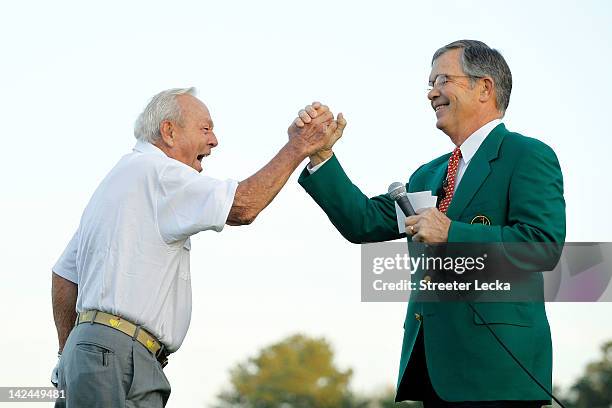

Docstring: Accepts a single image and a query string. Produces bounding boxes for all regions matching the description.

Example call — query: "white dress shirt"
[53,140,238,352]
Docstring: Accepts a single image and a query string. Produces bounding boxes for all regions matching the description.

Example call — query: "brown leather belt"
[77,310,170,368]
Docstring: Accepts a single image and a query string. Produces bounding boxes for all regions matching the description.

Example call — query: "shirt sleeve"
[157,162,239,243]
[307,156,333,174]
[52,229,79,284]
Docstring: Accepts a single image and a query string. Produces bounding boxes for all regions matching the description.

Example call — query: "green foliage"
[215,334,362,408]
[565,340,612,408]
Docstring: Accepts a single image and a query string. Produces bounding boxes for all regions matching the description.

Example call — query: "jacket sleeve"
[298,154,404,244]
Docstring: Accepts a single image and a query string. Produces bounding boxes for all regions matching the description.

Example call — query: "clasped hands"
[288,102,347,165]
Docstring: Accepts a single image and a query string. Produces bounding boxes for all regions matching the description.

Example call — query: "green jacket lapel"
[445,123,507,220]
[431,160,448,200]
[411,154,449,195]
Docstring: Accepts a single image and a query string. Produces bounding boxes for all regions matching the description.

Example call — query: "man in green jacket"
[294,40,565,407]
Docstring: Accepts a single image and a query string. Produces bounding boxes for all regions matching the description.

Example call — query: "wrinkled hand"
[287,102,337,157]
[51,352,61,388]
[405,208,451,243]
[293,101,347,165]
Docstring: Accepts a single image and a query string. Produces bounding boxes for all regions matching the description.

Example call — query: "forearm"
[299,154,401,243]
[52,272,77,353]
[227,142,306,225]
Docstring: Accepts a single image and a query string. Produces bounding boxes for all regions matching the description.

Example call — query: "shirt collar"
[459,119,503,163]
[133,139,167,157]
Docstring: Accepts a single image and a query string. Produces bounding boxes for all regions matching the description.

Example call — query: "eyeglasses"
[427,74,481,93]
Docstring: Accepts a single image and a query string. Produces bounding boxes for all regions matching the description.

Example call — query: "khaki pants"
[55,322,171,407]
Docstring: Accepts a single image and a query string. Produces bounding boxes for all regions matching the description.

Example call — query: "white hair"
[134,87,197,143]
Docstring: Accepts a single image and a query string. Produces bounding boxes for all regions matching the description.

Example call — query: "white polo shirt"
[53,140,238,352]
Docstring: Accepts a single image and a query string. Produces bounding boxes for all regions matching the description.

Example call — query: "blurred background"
[0,0,610,406]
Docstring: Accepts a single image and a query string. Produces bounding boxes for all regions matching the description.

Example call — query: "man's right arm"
[52,272,77,353]
[295,104,401,243]
[52,228,80,353]
[226,105,337,225]
[298,154,402,243]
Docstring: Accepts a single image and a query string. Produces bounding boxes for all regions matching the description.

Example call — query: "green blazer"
[298,124,565,402]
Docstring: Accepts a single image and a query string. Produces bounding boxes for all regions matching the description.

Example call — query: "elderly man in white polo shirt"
[51,88,340,407]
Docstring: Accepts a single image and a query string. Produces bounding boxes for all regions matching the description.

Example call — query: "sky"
[1,0,611,406]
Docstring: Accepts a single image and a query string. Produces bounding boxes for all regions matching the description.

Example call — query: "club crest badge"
[470,215,491,225]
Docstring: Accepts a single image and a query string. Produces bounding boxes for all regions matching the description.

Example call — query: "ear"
[479,77,495,104]
[159,120,175,147]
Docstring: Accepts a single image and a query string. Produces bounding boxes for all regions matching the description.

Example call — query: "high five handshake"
[53,39,567,406]
[289,102,347,166]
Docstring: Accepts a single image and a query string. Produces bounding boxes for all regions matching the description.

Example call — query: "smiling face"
[428,48,483,145]
[155,94,217,172]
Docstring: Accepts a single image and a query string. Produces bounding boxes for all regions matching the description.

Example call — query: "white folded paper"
[395,191,438,234]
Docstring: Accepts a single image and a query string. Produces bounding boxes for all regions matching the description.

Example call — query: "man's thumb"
[337,113,347,130]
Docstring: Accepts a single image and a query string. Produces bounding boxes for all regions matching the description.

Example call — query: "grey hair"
[134,87,197,143]
[432,40,512,115]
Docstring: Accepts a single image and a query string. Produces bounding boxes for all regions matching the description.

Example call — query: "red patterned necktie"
[438,146,462,214]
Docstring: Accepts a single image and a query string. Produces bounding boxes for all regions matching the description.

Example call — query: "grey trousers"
[55,322,171,407]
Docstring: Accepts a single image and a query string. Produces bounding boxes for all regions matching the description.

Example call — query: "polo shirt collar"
[133,139,167,157]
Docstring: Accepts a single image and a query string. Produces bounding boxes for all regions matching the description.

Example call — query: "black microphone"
[388,182,416,217]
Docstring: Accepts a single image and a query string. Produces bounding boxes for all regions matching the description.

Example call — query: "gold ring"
[409,225,415,235]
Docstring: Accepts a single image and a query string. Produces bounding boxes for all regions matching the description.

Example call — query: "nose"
[209,131,218,148]
[427,86,440,102]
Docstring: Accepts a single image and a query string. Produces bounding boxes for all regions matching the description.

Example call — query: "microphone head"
[388,182,407,201]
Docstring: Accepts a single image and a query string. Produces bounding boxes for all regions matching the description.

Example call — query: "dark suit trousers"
[396,327,547,408]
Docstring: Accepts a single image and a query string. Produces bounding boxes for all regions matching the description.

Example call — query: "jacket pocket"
[472,303,533,327]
